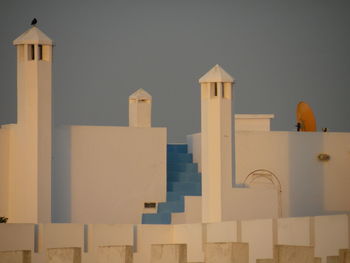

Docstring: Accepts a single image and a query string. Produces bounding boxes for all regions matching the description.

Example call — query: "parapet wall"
[0,214,349,263]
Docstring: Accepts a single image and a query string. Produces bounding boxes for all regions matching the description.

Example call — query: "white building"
[0,25,349,263]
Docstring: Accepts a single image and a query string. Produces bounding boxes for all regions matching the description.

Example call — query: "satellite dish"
[296,101,316,132]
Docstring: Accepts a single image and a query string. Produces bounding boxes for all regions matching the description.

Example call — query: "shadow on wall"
[52,126,71,223]
[288,132,324,217]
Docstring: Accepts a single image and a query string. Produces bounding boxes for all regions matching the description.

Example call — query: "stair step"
[142,213,171,224]
[167,144,188,153]
[168,171,200,178]
[167,153,193,163]
[168,173,201,183]
[141,142,202,225]
[167,192,184,201]
[167,182,202,195]
[158,201,184,213]
[167,162,198,172]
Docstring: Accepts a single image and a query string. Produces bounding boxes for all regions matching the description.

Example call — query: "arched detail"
[243,169,283,217]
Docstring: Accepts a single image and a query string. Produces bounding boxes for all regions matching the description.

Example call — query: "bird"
[31,18,37,26]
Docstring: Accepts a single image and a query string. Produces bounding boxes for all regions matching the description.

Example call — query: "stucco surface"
[314,215,349,262]
[47,247,81,263]
[242,219,274,263]
[0,224,35,252]
[0,250,31,263]
[55,125,166,224]
[188,130,350,221]
[204,242,248,263]
[323,133,350,212]
[256,259,274,263]
[277,217,310,246]
[97,245,132,263]
[206,221,237,243]
[327,256,339,263]
[39,224,84,250]
[151,244,187,263]
[133,225,173,263]
[8,39,52,223]
[173,223,204,262]
[339,249,350,263]
[274,245,314,263]
[0,127,10,217]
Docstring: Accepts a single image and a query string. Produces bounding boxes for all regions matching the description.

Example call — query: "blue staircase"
[142,144,202,224]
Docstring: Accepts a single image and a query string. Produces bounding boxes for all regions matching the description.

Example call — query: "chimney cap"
[13,26,53,45]
[199,64,234,83]
[129,88,152,100]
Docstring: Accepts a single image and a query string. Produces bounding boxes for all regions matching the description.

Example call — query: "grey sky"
[1,0,350,142]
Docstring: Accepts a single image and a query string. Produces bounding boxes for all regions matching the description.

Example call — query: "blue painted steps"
[142,213,171,224]
[158,200,184,213]
[142,144,202,224]
[167,162,198,172]
[167,182,201,195]
[168,172,201,183]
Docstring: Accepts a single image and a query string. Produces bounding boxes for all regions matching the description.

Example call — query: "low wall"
[0,215,348,263]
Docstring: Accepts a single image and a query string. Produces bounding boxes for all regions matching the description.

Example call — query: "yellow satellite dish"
[296,102,317,132]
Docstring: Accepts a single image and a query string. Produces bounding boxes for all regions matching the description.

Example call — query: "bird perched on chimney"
[31,18,37,26]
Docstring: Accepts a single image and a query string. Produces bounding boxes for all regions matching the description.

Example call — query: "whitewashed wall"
[241,219,274,263]
[53,125,166,224]
[277,217,311,246]
[187,133,201,171]
[235,114,274,132]
[314,214,349,262]
[173,223,204,262]
[187,130,350,220]
[323,133,350,212]
[172,196,202,224]
[0,224,35,252]
[134,225,173,263]
[0,126,10,218]
[235,131,291,217]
